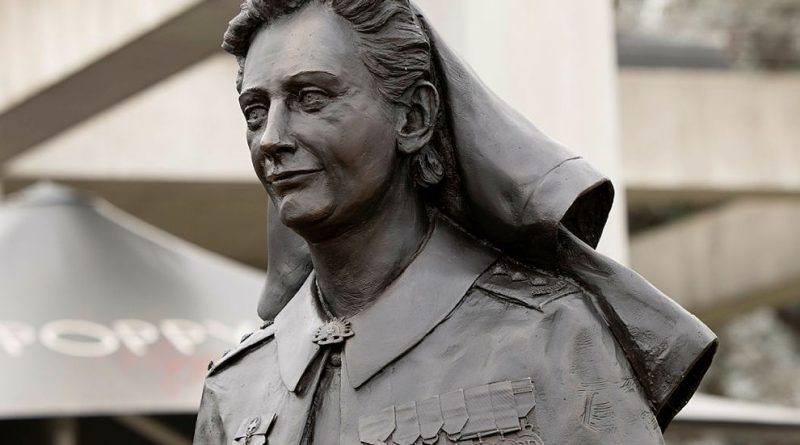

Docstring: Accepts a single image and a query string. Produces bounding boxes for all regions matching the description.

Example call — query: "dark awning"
[0,182,262,418]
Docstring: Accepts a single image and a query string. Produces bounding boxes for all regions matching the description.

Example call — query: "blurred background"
[1,0,799,443]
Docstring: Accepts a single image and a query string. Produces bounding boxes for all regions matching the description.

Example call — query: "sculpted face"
[239,5,402,239]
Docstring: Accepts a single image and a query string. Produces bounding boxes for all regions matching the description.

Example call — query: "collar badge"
[312,318,354,346]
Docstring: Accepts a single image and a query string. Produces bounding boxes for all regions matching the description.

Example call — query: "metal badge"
[359,377,541,445]
[465,424,543,445]
[440,389,469,436]
[488,382,519,432]
[233,413,276,445]
[461,385,496,437]
[394,401,421,445]
[359,406,396,445]
[312,318,354,346]
[245,417,261,443]
[529,278,565,296]
[510,379,535,418]
[417,396,444,443]
[513,424,544,445]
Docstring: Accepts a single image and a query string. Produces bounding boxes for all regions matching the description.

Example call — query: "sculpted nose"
[260,101,295,158]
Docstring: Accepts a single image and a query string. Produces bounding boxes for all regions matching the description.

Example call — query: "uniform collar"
[273,218,498,392]
[273,272,324,392]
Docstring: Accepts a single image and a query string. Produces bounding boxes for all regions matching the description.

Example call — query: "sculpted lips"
[265,168,323,185]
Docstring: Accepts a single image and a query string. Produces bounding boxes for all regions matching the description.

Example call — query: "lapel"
[272,218,498,392]
[273,272,324,392]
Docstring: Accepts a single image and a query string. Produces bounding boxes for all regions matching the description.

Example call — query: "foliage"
[615,0,800,70]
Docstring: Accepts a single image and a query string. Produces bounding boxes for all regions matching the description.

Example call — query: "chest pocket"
[358,378,541,445]
[233,413,276,445]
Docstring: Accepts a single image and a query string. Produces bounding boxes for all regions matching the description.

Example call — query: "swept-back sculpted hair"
[222,0,445,188]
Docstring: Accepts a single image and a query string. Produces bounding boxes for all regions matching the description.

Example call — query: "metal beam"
[0,0,240,163]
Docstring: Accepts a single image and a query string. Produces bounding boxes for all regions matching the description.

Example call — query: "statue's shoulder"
[206,320,276,377]
[473,257,585,312]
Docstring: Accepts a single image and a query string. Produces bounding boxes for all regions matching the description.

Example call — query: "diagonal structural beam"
[631,198,800,324]
[0,0,239,163]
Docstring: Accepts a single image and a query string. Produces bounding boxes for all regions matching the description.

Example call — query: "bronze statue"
[194,1,717,443]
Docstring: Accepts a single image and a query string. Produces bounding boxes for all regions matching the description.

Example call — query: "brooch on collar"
[312,278,355,346]
[313,318,354,346]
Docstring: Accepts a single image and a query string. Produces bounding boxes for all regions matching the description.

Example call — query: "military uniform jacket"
[194,219,668,444]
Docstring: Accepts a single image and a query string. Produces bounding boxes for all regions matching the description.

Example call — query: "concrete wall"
[621,69,800,200]
[631,198,800,321]
[619,69,800,320]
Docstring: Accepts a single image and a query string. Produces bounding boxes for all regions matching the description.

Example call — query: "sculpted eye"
[297,88,331,111]
[244,105,268,130]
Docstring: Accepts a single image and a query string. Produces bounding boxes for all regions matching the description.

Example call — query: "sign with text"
[0,184,263,418]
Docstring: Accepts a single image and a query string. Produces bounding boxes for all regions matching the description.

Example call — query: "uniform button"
[329,352,341,367]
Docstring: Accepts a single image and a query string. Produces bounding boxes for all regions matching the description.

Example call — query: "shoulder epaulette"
[474,258,582,311]
[207,321,276,376]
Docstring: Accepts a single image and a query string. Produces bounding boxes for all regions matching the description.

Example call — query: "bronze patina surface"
[194,1,717,443]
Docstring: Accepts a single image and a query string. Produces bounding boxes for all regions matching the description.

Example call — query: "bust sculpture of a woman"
[194,1,717,444]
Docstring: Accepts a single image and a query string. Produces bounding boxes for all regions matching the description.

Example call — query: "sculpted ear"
[396,80,439,155]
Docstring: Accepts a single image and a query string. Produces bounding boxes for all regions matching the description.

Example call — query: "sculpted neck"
[306,179,429,319]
